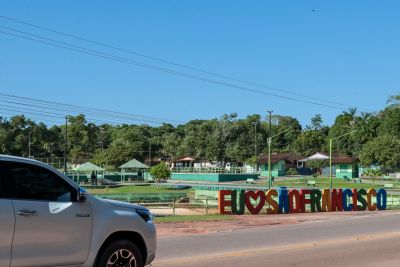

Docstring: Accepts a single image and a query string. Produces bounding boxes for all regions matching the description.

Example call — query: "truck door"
[0,163,15,267]
[2,161,92,267]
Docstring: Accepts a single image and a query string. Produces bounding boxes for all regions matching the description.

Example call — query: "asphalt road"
[152,212,400,267]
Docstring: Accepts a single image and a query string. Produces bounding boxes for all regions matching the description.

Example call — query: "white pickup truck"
[0,154,156,267]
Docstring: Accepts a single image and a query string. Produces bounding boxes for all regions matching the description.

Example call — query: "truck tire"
[96,239,144,267]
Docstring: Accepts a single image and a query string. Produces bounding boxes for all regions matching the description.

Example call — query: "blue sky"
[1,1,399,126]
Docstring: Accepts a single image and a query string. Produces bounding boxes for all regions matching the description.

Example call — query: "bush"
[286,168,299,175]
[362,168,382,184]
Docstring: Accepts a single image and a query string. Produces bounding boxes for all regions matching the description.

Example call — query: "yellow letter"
[266,189,279,214]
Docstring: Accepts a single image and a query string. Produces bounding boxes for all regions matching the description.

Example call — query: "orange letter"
[218,190,232,215]
[367,188,377,211]
[266,189,279,214]
[321,189,332,212]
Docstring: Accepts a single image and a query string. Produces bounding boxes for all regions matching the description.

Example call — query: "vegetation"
[361,169,382,185]
[286,168,299,175]
[306,159,329,176]
[2,94,400,171]
[149,162,171,184]
[359,135,400,171]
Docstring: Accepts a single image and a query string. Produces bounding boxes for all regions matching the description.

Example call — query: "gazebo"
[297,152,329,167]
[73,162,105,185]
[120,159,150,182]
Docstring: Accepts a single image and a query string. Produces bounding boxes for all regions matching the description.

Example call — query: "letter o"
[377,189,387,210]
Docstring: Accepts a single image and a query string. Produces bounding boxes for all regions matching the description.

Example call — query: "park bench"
[307,180,316,187]
[353,178,362,183]
[246,178,255,184]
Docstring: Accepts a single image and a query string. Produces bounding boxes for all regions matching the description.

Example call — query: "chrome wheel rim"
[107,249,137,267]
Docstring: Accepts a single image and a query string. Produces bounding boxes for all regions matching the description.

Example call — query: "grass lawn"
[87,184,194,194]
[155,214,234,223]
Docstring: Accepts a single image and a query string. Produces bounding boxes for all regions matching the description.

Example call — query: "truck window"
[1,161,75,202]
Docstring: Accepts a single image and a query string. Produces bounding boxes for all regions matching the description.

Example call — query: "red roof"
[257,153,303,165]
[332,157,358,164]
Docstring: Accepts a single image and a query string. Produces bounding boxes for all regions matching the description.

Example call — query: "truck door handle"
[17,210,38,217]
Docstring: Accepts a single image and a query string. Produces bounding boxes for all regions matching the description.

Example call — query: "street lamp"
[23,125,32,158]
[64,115,70,174]
[329,130,356,189]
[267,111,273,188]
[268,127,292,189]
[148,138,152,167]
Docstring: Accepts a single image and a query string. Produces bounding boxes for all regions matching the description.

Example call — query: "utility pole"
[64,115,68,174]
[28,131,31,158]
[251,122,258,158]
[148,138,152,167]
[329,130,356,189]
[267,110,273,189]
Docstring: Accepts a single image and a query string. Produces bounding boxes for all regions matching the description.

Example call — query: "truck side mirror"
[77,189,87,202]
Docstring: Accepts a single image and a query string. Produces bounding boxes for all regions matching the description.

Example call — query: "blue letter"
[278,188,289,213]
[377,189,387,210]
[342,189,353,211]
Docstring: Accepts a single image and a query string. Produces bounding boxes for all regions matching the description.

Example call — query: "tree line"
[1,95,400,171]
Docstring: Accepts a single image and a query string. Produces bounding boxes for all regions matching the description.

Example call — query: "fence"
[34,157,67,170]
[172,167,259,174]
[34,157,93,172]
[94,188,400,217]
[140,197,217,216]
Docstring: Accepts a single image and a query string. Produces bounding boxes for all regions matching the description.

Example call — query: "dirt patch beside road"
[156,210,399,238]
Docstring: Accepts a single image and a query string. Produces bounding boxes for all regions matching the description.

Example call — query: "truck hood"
[102,198,148,211]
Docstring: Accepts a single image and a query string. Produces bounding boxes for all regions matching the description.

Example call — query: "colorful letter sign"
[218,188,387,215]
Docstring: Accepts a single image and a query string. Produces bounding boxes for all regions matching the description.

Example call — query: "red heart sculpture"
[245,190,266,215]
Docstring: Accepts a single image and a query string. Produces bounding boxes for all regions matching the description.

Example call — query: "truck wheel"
[97,239,144,267]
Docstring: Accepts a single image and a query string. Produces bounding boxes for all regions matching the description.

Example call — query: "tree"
[292,128,329,156]
[307,114,323,130]
[161,133,182,161]
[92,146,133,171]
[269,115,302,152]
[353,112,380,151]
[178,120,210,160]
[291,114,327,156]
[66,115,92,163]
[149,162,171,184]
[327,110,357,155]
[245,156,257,167]
[306,159,328,177]
[386,94,400,108]
[0,117,11,154]
[359,135,400,171]
[379,107,400,138]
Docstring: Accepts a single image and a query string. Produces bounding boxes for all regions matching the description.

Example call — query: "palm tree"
[354,112,378,145]
[343,107,357,119]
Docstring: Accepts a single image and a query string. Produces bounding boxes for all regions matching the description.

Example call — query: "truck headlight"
[136,209,154,224]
